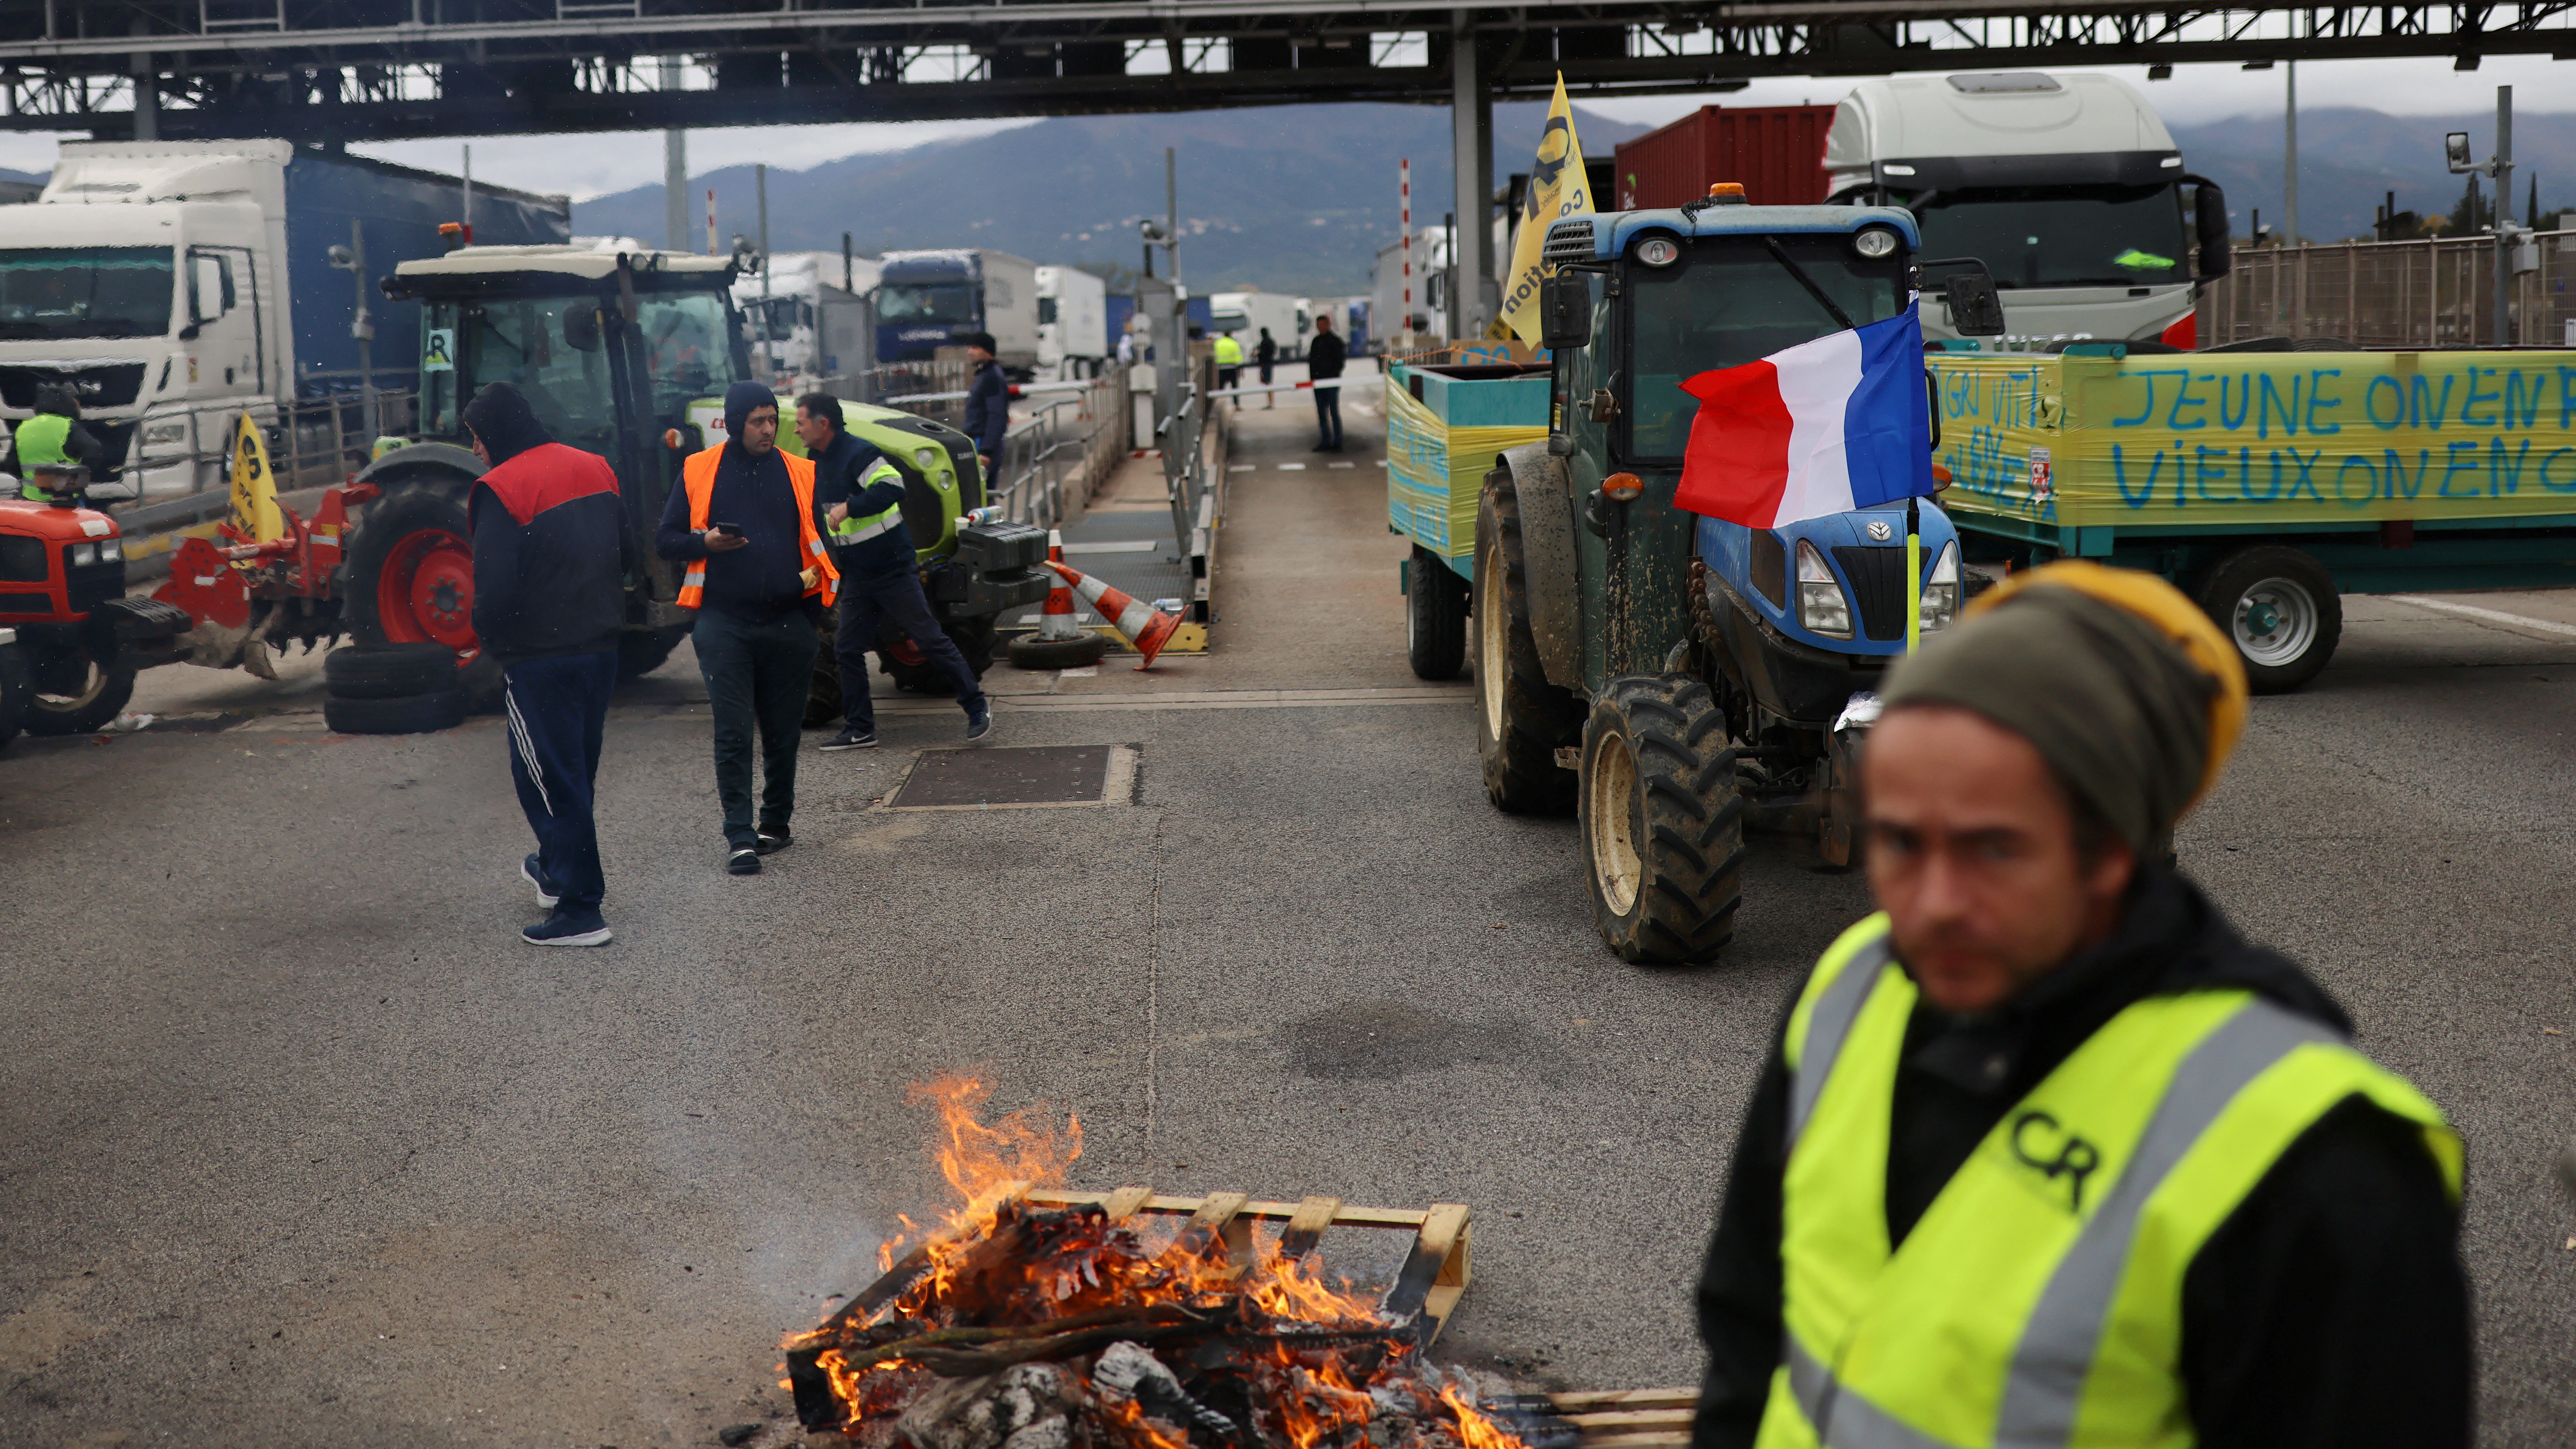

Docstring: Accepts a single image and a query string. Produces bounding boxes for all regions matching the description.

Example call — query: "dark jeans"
[503,650,617,913]
[691,608,820,847]
[836,565,987,732]
[1313,383,1343,447]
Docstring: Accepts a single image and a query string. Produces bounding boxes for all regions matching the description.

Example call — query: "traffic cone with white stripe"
[1046,560,1183,670]
[1004,532,1111,670]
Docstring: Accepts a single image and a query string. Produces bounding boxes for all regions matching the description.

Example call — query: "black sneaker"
[820,727,878,751]
[522,908,612,947]
[966,706,993,741]
[756,828,792,856]
[520,853,559,908]
[726,847,762,875]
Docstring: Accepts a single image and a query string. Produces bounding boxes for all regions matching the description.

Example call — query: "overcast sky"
[0,54,2560,200]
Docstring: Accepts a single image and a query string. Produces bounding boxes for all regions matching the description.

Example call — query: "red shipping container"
[1612,105,1838,210]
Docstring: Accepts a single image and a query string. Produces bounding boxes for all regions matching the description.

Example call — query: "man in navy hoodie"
[960,331,1009,494]
[465,382,632,947]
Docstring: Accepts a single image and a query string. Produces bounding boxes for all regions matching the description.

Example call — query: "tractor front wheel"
[346,486,500,710]
[21,641,135,736]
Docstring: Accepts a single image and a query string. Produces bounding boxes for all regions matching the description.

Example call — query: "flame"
[789,1078,1531,1449]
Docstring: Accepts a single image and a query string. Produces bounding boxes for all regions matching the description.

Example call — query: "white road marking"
[1327,462,1355,469]
[1229,465,1253,472]
[1277,463,1307,471]
[1061,540,1161,554]
[2388,594,2576,639]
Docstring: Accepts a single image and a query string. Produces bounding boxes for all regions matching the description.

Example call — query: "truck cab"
[1826,72,2229,350]
[1475,195,1991,963]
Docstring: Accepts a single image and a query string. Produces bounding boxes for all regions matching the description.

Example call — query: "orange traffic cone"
[1035,532,1084,642]
[1045,560,1182,669]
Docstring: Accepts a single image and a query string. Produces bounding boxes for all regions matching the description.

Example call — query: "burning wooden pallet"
[1518,1388,1698,1449]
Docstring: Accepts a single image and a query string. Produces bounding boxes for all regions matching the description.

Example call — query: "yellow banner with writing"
[1929,350,2576,529]
[1499,74,1592,346]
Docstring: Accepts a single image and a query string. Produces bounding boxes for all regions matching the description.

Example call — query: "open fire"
[784,1079,1529,1449]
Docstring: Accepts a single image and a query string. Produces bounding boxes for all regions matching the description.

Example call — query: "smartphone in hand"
[707,521,744,538]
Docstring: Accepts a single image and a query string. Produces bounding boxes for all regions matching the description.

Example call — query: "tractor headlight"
[67,542,96,567]
[98,539,121,562]
[1795,539,1853,639]
[1635,236,1681,267]
[1853,226,1901,260]
[1920,541,1959,632]
[914,446,941,472]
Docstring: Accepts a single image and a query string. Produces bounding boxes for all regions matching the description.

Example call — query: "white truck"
[0,140,567,499]
[1034,265,1109,378]
[1207,290,1311,361]
[1823,72,2229,350]
[734,249,879,390]
[1369,226,1450,352]
[877,248,1040,376]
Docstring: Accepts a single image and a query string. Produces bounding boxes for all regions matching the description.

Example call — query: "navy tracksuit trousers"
[502,650,618,913]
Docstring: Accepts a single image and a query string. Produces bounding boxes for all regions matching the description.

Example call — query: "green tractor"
[349,244,1043,709]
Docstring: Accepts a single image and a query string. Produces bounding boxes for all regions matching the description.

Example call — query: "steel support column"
[1450,18,1495,340]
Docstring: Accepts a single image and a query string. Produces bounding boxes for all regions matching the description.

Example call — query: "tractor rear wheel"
[346,485,501,711]
[1474,471,1580,814]
[616,625,693,682]
[1579,675,1744,964]
[23,644,136,736]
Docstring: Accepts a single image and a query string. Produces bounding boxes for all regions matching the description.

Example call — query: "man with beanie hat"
[656,380,838,875]
[465,382,631,948]
[1693,562,2470,1449]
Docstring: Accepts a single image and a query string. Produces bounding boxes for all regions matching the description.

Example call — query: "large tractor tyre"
[616,625,693,682]
[1406,545,1469,681]
[1007,631,1110,671]
[2193,545,2342,694]
[24,646,137,737]
[806,617,847,728]
[1579,674,1746,965]
[0,641,31,749]
[324,689,465,736]
[1474,472,1582,814]
[345,485,502,711]
[325,643,458,700]
[879,614,998,696]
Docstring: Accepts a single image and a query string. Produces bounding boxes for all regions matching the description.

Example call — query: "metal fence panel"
[2203,233,2576,349]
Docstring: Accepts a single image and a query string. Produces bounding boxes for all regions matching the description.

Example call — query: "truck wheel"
[24,647,137,736]
[616,625,693,682]
[2194,545,2341,693]
[1475,472,1580,814]
[1580,675,1745,965]
[324,690,465,736]
[1406,545,1468,680]
[346,485,504,711]
[0,642,30,748]
[325,643,457,700]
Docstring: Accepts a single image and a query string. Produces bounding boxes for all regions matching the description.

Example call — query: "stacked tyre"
[323,644,465,735]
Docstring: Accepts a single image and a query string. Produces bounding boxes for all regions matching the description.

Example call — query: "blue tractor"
[1471,191,2003,963]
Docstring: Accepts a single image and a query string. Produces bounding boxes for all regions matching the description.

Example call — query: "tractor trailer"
[0,140,567,501]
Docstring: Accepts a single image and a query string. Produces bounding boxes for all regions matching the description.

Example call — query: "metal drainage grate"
[887,744,1137,810]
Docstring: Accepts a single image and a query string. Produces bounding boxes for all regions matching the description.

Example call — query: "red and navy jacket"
[467,442,633,669]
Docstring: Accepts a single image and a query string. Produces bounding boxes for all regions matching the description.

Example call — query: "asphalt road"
[2,393,2571,1447]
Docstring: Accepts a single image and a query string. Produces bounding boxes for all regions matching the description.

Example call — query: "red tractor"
[0,464,194,735]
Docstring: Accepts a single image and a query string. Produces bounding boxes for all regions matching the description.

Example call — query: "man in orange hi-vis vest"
[655,381,838,876]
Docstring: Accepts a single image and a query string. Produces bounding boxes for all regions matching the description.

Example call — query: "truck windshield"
[1627,235,1909,462]
[1910,186,2189,289]
[0,247,175,340]
[880,283,972,323]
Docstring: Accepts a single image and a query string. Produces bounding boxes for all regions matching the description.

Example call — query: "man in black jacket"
[1695,562,2470,1449]
[795,392,989,750]
[1306,312,1346,452]
[464,382,632,947]
[961,331,1009,496]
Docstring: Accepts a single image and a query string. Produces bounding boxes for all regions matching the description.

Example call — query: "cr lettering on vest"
[2008,1109,2102,1211]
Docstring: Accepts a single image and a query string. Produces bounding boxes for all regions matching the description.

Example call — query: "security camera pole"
[2446,85,2515,345]
[327,220,374,434]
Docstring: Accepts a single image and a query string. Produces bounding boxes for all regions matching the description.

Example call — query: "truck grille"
[1543,219,1597,265]
[1832,545,1910,642]
[0,361,149,411]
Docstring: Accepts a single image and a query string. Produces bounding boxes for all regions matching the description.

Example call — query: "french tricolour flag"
[1671,304,1935,530]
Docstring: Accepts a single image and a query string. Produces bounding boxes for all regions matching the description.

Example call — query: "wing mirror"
[1540,274,1592,350]
[1921,259,2007,337]
[2191,180,2232,280]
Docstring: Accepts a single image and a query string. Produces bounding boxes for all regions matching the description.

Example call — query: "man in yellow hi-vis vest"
[1694,562,2469,1449]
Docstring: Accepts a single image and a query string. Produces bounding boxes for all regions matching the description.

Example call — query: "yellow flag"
[1499,75,1593,345]
[227,411,283,547]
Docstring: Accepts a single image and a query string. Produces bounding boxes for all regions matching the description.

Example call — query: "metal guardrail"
[991,368,1129,532]
[2205,231,2576,349]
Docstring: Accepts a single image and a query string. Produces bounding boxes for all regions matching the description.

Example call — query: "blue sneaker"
[521,853,559,907]
[965,705,993,741]
[522,908,611,947]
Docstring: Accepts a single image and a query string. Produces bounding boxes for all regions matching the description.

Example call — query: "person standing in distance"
[8,384,105,501]
[796,393,991,750]
[1306,311,1346,453]
[961,331,1009,500]
[1254,326,1278,410]
[655,381,839,877]
[1212,329,1243,410]
[463,382,633,947]
[1691,563,2468,1449]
